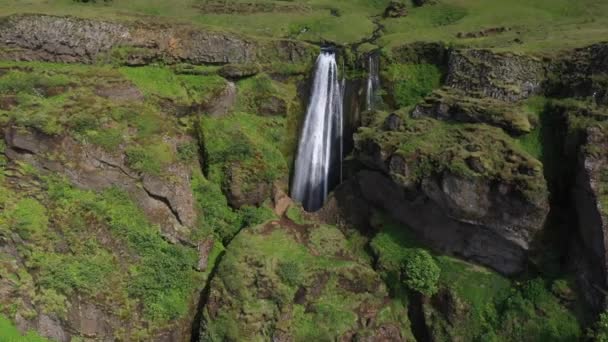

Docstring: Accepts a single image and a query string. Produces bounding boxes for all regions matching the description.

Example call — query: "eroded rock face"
[446,49,546,102]
[204,81,237,116]
[3,126,197,244]
[0,14,317,65]
[573,126,608,303]
[352,170,542,274]
[547,43,608,105]
[350,115,549,274]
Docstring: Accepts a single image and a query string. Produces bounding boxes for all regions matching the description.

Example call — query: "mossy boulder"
[352,112,549,274]
[200,215,412,341]
[412,87,534,135]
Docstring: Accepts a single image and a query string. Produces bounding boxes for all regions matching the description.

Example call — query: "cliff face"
[445,49,546,102]
[0,14,318,65]
[0,8,606,341]
[351,116,548,275]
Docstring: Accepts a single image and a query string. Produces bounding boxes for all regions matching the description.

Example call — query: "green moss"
[200,112,288,190]
[191,171,241,243]
[0,70,71,95]
[356,113,546,201]
[119,66,226,105]
[0,315,49,342]
[384,63,442,108]
[285,205,307,225]
[10,198,49,243]
[202,219,409,341]
[369,212,582,341]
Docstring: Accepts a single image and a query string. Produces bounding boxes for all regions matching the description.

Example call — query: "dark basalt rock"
[350,116,549,274]
[383,113,403,131]
[413,0,437,6]
[218,63,260,79]
[384,1,408,18]
[546,42,608,105]
[572,125,608,308]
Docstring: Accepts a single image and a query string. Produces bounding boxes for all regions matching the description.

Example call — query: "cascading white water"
[291,51,343,211]
[366,54,381,111]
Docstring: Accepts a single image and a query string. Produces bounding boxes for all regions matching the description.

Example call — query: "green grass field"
[1,0,606,52]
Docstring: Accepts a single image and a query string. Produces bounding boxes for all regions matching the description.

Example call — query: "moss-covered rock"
[200,212,413,341]
[446,49,546,102]
[352,111,549,274]
[412,87,535,135]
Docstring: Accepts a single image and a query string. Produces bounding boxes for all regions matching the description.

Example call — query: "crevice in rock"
[408,292,430,342]
[91,156,138,180]
[190,249,226,342]
[142,186,184,226]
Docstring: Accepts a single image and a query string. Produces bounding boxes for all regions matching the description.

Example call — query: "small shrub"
[401,249,440,296]
[177,142,199,162]
[589,312,608,342]
[239,205,275,228]
[277,261,301,287]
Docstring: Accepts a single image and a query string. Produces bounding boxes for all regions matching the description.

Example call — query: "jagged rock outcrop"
[349,112,549,274]
[0,14,317,65]
[573,124,608,308]
[3,126,197,244]
[412,88,533,135]
[204,81,237,116]
[547,42,608,105]
[446,49,546,102]
[384,1,408,18]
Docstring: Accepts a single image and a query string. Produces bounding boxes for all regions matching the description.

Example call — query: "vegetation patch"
[201,219,411,341]
[369,212,582,341]
[384,63,442,108]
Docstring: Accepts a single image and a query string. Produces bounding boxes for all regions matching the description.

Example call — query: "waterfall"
[366,53,381,111]
[291,51,343,211]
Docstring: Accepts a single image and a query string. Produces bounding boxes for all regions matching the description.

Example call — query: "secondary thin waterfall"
[291,51,343,211]
[366,53,381,110]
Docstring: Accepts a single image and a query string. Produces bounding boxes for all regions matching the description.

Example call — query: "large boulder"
[351,112,549,274]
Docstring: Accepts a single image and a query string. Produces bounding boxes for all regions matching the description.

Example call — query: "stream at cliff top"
[291,50,343,211]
